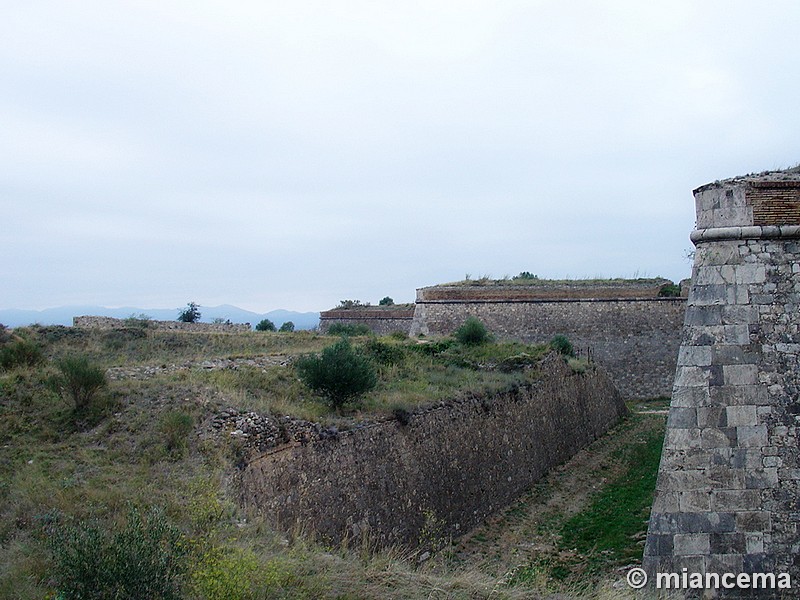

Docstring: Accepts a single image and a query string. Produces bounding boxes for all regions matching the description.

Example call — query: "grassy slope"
[0,327,665,599]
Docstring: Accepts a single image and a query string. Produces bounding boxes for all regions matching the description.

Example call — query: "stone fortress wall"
[240,354,627,547]
[644,168,800,591]
[73,315,252,333]
[409,280,686,400]
[320,281,687,399]
[318,305,415,335]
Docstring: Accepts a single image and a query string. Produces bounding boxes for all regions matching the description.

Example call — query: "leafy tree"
[177,302,201,323]
[255,319,276,332]
[454,316,489,346]
[378,296,394,306]
[278,321,295,332]
[295,337,377,409]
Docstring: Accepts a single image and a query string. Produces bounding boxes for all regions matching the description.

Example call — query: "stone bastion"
[644,168,800,595]
[408,279,687,400]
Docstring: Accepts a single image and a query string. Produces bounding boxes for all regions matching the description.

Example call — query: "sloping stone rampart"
[239,354,627,547]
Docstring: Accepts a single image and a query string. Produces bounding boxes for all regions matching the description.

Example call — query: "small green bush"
[567,357,589,373]
[658,283,681,297]
[0,337,44,370]
[550,335,575,357]
[255,319,276,332]
[295,338,377,409]
[454,317,489,346]
[378,296,394,306]
[363,339,406,365]
[56,355,108,412]
[278,321,295,332]
[327,323,371,336]
[412,338,456,356]
[191,546,259,600]
[45,506,188,600]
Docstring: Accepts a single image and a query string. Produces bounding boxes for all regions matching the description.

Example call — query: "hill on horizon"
[0,304,320,330]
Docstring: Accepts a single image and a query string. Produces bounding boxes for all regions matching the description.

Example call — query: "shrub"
[378,296,394,306]
[124,313,152,328]
[454,317,489,346]
[177,302,201,323]
[45,506,188,600]
[191,546,259,600]
[337,299,366,309]
[658,283,682,297]
[278,321,295,332]
[56,355,108,412]
[364,338,406,365]
[159,410,194,457]
[412,338,456,356]
[0,337,43,370]
[567,357,589,373]
[513,271,539,280]
[327,323,371,336]
[295,337,377,409]
[550,335,575,357]
[255,319,276,332]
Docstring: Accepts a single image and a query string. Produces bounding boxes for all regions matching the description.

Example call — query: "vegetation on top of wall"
[439,276,674,288]
[658,283,682,297]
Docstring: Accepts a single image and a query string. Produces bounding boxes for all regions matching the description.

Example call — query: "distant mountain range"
[0,304,320,330]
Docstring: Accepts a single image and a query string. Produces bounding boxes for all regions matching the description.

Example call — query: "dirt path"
[450,402,668,579]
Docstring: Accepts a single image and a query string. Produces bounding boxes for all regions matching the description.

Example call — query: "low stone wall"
[239,355,628,547]
[73,316,251,333]
[319,306,415,335]
[409,292,686,399]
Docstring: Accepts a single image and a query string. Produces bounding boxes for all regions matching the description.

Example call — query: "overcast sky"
[3,1,799,313]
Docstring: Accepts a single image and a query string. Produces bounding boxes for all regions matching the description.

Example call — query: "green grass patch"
[558,420,664,572]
